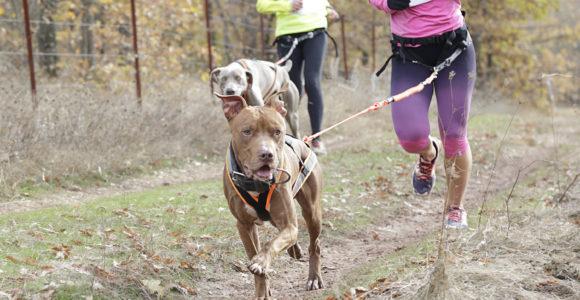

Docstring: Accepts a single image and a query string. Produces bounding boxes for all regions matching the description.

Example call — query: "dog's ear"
[245,70,253,90]
[282,60,293,72]
[265,97,287,117]
[210,67,222,84]
[214,93,247,121]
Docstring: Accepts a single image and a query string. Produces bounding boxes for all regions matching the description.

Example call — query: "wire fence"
[0,0,391,106]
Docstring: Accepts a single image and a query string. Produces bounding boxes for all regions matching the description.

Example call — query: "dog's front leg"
[236,221,271,299]
[248,224,298,276]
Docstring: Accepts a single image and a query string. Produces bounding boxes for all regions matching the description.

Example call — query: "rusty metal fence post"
[22,0,37,107]
[130,0,142,103]
[203,0,214,71]
[340,16,349,80]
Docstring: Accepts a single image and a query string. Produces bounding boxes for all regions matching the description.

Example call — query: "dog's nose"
[225,89,235,95]
[258,150,274,161]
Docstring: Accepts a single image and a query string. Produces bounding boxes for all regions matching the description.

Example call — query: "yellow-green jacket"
[256,0,332,37]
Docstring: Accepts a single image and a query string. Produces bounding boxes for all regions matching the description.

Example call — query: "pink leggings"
[390,42,476,158]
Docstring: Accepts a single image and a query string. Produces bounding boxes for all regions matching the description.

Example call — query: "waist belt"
[275,28,339,65]
[375,24,469,77]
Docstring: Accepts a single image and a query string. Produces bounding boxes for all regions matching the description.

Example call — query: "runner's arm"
[368,0,433,12]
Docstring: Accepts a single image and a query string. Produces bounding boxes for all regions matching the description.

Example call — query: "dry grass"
[0,75,226,199]
[0,63,392,200]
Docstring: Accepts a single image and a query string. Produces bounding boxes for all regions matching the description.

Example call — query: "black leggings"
[277,31,327,136]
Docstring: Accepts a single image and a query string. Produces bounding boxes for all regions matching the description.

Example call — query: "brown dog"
[216,93,323,299]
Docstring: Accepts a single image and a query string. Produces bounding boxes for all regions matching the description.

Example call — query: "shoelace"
[447,208,462,222]
[416,158,434,180]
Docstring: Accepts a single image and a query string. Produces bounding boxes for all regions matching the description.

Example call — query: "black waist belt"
[275,28,339,59]
[375,24,469,77]
[392,24,468,46]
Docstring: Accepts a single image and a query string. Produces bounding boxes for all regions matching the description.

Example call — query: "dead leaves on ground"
[51,244,71,259]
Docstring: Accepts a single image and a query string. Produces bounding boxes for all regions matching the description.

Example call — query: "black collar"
[227,143,274,194]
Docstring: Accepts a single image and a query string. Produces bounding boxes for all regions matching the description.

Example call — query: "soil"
[1,107,578,299]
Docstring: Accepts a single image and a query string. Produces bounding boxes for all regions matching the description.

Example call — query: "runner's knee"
[443,136,469,158]
[398,137,430,153]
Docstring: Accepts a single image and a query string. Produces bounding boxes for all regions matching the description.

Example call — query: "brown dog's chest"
[224,136,317,223]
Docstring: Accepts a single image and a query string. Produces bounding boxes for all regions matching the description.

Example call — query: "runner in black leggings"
[257,0,339,155]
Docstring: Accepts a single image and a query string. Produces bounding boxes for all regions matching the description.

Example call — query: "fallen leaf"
[231,260,248,273]
[178,282,197,295]
[93,266,115,280]
[80,229,94,237]
[24,257,38,266]
[5,256,20,264]
[180,261,195,270]
[52,245,71,259]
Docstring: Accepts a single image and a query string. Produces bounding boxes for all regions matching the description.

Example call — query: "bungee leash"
[302,47,463,143]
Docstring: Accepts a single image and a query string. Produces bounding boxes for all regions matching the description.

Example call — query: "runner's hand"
[327,8,340,21]
[291,0,303,12]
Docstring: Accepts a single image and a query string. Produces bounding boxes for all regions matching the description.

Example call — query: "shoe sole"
[413,174,436,196]
[445,223,468,229]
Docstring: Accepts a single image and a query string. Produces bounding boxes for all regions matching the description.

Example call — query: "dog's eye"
[242,129,252,136]
[274,129,282,136]
[234,75,242,82]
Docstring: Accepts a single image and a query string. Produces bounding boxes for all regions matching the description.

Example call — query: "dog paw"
[248,254,271,276]
[306,274,324,291]
[287,243,303,260]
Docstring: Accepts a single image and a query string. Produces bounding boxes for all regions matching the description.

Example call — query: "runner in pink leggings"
[369,0,476,228]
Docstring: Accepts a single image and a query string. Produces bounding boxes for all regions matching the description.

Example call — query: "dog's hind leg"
[236,221,271,299]
[295,173,324,291]
[287,243,303,259]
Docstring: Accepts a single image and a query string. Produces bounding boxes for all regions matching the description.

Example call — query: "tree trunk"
[80,0,95,70]
[37,0,59,77]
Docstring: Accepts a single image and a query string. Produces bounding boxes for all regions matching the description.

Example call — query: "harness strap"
[375,53,396,77]
[236,184,276,221]
[261,64,279,101]
[225,137,317,221]
[292,151,317,197]
[284,135,317,197]
[325,31,339,59]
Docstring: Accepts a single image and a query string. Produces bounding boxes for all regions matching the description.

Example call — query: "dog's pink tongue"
[256,167,273,180]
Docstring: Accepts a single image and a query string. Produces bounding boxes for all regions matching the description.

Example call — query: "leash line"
[303,70,439,143]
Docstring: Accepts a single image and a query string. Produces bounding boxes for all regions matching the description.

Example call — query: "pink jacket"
[369,0,464,38]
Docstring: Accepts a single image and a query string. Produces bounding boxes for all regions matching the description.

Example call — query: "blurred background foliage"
[0,0,577,105]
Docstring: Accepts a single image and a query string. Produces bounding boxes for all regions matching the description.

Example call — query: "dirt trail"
[192,109,580,298]
[1,108,577,299]
[0,162,223,214]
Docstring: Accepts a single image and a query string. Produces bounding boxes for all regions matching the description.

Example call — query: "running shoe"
[412,137,442,195]
[311,140,327,155]
[446,206,468,229]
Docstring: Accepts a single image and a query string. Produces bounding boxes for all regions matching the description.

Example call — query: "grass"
[0,179,230,297]
[324,234,438,298]
[0,130,415,297]
[0,102,558,298]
